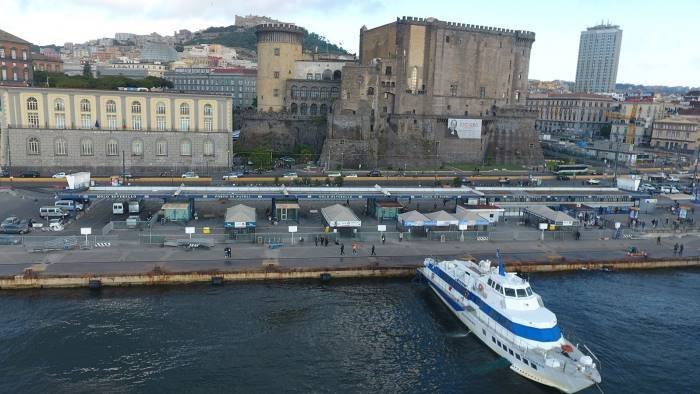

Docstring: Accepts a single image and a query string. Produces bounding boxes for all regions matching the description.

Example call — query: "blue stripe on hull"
[426,264,561,343]
[428,281,465,311]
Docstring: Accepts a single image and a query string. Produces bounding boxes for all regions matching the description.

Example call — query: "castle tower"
[255,23,305,112]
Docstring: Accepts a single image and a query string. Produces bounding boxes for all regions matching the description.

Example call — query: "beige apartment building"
[651,116,700,154]
[0,86,233,175]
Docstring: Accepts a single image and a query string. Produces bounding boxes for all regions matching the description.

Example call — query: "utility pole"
[613,135,621,182]
[693,147,700,198]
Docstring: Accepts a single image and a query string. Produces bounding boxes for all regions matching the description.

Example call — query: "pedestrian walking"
[325,237,329,247]
[340,243,345,255]
[371,245,376,256]
[381,234,386,245]
[657,236,661,245]
[679,244,684,256]
[314,235,318,247]
[399,232,403,242]
[352,243,358,255]
[666,218,669,225]
[673,243,679,255]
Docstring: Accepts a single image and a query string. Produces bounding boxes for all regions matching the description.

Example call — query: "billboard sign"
[448,118,482,139]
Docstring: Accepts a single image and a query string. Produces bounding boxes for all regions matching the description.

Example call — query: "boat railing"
[582,343,602,372]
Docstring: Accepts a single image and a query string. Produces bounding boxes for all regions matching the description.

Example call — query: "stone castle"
[241,17,543,168]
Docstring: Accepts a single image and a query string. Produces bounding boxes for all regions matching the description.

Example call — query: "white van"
[55,199,84,211]
[39,206,68,218]
[113,201,126,215]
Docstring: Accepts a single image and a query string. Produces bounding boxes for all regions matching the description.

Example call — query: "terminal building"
[0,86,233,175]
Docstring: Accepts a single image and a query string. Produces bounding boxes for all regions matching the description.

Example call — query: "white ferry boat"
[419,256,601,393]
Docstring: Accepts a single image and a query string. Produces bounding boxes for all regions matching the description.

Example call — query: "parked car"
[21,170,40,178]
[668,176,680,182]
[0,235,21,245]
[39,206,68,218]
[326,171,342,178]
[498,177,511,185]
[1,216,21,229]
[556,175,571,181]
[586,179,601,185]
[660,185,680,194]
[460,177,472,185]
[222,172,244,180]
[0,169,10,177]
[0,219,30,234]
[345,173,358,178]
[159,171,173,177]
[52,172,67,178]
[367,169,381,177]
[181,171,199,178]
[283,172,298,179]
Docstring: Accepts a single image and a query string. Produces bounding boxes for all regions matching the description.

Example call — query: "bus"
[554,164,589,175]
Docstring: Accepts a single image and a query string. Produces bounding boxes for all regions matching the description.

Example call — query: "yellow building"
[0,86,233,175]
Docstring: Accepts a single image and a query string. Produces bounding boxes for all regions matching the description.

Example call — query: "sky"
[4,0,699,87]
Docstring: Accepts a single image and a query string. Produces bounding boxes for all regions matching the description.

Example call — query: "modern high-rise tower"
[574,24,622,93]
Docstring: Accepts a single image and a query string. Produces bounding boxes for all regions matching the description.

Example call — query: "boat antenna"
[496,249,505,276]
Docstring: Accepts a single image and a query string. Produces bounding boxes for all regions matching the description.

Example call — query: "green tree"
[82,62,92,78]
[250,147,272,169]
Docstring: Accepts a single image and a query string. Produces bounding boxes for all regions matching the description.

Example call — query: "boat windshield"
[504,288,516,297]
[526,287,533,296]
[516,288,527,297]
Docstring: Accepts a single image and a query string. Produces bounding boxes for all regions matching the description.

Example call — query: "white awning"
[398,210,432,227]
[321,204,361,227]
[424,210,458,226]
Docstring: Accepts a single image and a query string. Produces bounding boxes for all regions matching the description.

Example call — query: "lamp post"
[122,150,126,185]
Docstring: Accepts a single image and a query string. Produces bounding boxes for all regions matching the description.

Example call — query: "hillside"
[187,25,349,55]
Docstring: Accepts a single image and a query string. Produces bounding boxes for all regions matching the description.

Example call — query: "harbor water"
[0,269,698,393]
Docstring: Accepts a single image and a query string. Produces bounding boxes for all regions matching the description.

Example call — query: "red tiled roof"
[211,67,257,75]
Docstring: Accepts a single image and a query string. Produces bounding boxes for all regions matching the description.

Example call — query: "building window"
[291,86,299,99]
[273,71,280,79]
[274,48,280,56]
[331,87,339,97]
[311,87,319,99]
[54,138,67,156]
[1,69,6,80]
[0,48,4,58]
[106,139,119,156]
[300,102,308,115]
[80,138,94,156]
[27,137,40,155]
[54,98,65,112]
[22,50,27,60]
[131,101,141,114]
[479,87,486,98]
[55,113,66,129]
[180,139,192,156]
[80,99,91,113]
[203,139,214,156]
[273,88,279,97]
[27,97,38,111]
[310,104,318,116]
[156,115,166,131]
[367,87,375,96]
[180,117,190,132]
[132,115,142,130]
[450,84,458,96]
[320,103,328,114]
[204,116,213,131]
[180,103,190,115]
[107,114,117,130]
[11,48,17,59]
[27,112,39,128]
[156,102,166,115]
[290,103,298,114]
[515,91,520,101]
[106,100,116,113]
[81,114,92,129]
[132,139,143,156]
[300,86,308,99]
[306,73,313,80]
[156,139,167,156]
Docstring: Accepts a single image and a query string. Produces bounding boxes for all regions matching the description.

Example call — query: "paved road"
[2,233,698,277]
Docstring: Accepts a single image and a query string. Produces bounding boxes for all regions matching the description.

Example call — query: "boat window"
[497,340,501,346]
[487,279,493,287]
[526,287,533,296]
[492,337,496,343]
[509,349,514,356]
[532,364,537,370]
[516,288,527,297]
[505,288,516,297]
[516,354,521,361]
[523,358,529,366]
[495,284,502,293]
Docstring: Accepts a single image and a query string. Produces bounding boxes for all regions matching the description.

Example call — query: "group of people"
[314,235,332,247]
[673,243,685,256]
[339,242,376,256]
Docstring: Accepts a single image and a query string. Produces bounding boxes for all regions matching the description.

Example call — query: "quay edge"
[0,258,698,290]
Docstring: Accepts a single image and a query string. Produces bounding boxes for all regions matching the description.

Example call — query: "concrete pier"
[1,257,697,290]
